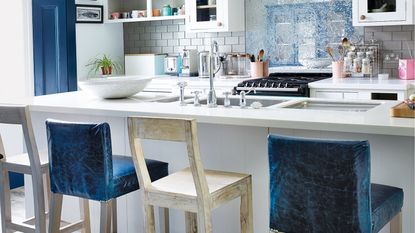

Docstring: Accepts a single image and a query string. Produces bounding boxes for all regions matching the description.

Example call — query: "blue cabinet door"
[32,0,77,96]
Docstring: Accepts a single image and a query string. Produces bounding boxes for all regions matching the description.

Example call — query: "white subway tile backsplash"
[232,44,245,53]
[145,26,156,32]
[162,47,174,53]
[162,32,173,39]
[219,45,232,53]
[145,40,156,46]
[186,32,197,39]
[191,38,203,46]
[225,36,239,45]
[124,22,245,55]
[156,40,168,46]
[174,32,185,39]
[180,38,191,46]
[151,32,162,40]
[168,39,179,46]
[156,25,168,33]
[382,26,402,32]
[168,25,179,32]
[179,25,186,31]
[392,31,412,41]
[162,20,173,25]
[382,41,402,50]
[217,32,232,37]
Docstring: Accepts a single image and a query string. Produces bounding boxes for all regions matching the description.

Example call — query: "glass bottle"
[343,56,352,78]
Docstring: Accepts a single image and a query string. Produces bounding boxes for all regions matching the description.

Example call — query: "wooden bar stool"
[128,117,254,233]
[268,134,404,233]
[0,105,89,233]
[46,119,169,233]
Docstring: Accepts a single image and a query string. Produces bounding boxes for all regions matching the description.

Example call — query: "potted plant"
[86,54,122,76]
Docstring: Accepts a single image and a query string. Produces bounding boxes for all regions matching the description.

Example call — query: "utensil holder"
[263,60,269,77]
[250,62,264,78]
[332,61,345,78]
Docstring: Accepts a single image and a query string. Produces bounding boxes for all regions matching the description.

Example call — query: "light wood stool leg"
[185,212,197,233]
[48,193,63,233]
[32,173,47,233]
[197,210,212,233]
[0,166,12,233]
[111,199,117,233]
[144,205,156,233]
[100,201,111,233]
[390,211,402,233]
[240,177,253,233]
[162,207,170,233]
[80,198,91,233]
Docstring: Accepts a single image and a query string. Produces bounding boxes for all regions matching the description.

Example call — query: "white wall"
[76,0,124,81]
[0,0,33,98]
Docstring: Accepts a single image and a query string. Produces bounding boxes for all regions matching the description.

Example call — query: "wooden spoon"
[326,47,335,61]
[258,49,265,62]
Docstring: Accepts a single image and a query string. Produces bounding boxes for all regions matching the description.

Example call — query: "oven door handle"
[236,87,299,92]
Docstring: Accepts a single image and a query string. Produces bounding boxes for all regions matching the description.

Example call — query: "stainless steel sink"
[152,96,193,103]
[194,97,287,107]
[283,100,380,112]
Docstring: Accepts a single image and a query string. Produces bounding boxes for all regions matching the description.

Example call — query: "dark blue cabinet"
[32,0,77,96]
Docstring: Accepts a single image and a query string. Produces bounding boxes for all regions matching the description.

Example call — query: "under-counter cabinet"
[353,0,415,26]
[185,0,244,32]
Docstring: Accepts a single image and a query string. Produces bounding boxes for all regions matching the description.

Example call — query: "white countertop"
[17,91,415,137]
[309,77,415,91]
[144,75,246,93]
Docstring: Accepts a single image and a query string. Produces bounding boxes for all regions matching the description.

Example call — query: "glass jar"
[362,58,371,78]
[353,58,362,77]
[227,54,238,75]
[161,5,172,16]
[237,54,248,76]
[343,56,352,78]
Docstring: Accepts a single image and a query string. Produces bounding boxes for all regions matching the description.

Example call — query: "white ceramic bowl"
[299,58,332,69]
[79,76,153,99]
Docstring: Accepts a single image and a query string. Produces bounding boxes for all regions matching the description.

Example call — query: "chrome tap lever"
[177,81,187,106]
[239,91,247,108]
[223,91,231,108]
[192,91,201,107]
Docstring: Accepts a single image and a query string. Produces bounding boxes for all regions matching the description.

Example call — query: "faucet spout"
[207,40,219,108]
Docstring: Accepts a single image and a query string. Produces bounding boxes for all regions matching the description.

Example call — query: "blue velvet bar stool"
[268,134,404,233]
[45,119,169,233]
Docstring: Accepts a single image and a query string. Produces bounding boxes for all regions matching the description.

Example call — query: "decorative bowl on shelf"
[299,58,332,69]
[79,75,153,99]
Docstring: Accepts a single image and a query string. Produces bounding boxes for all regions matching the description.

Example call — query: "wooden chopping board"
[390,102,415,118]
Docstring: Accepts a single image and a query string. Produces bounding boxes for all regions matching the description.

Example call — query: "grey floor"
[0,187,26,230]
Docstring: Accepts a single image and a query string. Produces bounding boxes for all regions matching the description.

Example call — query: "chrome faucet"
[207,41,219,108]
[239,88,256,108]
[177,81,187,106]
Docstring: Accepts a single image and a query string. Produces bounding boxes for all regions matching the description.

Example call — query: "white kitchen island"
[20,91,414,233]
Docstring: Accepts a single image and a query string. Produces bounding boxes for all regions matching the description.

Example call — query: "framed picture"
[76,4,103,24]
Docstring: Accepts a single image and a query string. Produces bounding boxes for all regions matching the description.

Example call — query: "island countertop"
[23,91,415,137]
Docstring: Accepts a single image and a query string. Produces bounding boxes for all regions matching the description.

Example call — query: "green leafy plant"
[86,54,122,76]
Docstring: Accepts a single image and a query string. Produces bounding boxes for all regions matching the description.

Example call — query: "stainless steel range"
[234,73,332,97]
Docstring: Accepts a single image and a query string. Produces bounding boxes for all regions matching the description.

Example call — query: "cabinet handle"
[217,22,223,27]
[360,15,366,20]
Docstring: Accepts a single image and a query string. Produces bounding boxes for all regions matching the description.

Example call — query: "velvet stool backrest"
[268,134,372,233]
[46,120,113,201]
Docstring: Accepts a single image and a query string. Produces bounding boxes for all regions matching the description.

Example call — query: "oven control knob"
[360,15,366,20]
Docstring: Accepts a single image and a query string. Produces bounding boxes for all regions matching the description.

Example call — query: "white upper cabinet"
[353,0,414,26]
[185,0,244,32]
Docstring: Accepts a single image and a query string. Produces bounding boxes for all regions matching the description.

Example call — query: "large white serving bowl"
[79,76,153,99]
[299,58,332,69]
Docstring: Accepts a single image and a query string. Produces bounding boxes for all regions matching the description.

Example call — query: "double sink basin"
[151,95,381,112]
